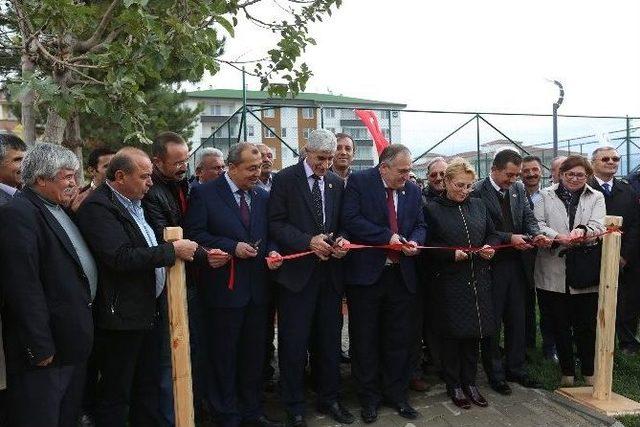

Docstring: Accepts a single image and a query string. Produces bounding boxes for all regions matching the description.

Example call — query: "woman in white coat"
[533,155,605,387]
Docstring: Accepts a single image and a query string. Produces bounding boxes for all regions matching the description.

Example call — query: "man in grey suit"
[0,132,27,423]
[471,149,550,395]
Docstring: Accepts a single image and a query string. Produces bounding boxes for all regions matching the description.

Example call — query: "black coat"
[76,184,176,330]
[0,188,93,372]
[424,196,501,339]
[588,177,639,267]
[142,168,189,242]
[268,162,345,293]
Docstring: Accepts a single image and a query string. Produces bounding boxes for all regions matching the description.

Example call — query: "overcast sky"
[191,0,640,156]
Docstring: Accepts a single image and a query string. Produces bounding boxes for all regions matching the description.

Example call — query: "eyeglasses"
[599,156,620,163]
[429,171,445,179]
[564,172,587,180]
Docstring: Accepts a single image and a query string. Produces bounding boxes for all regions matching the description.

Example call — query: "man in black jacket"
[269,130,353,427]
[76,147,198,427]
[589,147,640,354]
[143,131,209,423]
[0,143,97,427]
[471,149,549,395]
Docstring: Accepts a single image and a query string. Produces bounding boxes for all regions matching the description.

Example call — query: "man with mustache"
[256,144,275,192]
[331,133,355,183]
[143,131,207,424]
[422,157,447,204]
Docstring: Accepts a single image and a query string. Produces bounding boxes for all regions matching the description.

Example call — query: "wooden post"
[593,215,623,399]
[557,215,640,416]
[163,227,195,427]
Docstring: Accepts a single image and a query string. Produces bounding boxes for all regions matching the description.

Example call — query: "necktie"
[311,175,325,233]
[386,188,400,263]
[238,190,250,229]
[178,187,188,215]
[602,183,612,197]
[500,189,507,199]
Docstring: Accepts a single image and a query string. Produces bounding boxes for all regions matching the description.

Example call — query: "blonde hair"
[445,157,476,181]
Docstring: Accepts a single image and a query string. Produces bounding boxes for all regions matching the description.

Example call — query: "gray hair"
[196,147,224,168]
[591,146,617,160]
[0,133,27,162]
[379,144,411,165]
[227,142,259,166]
[22,143,79,187]
[307,129,337,152]
[426,156,447,172]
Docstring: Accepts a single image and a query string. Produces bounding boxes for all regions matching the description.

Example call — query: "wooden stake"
[557,215,640,416]
[163,227,195,427]
[593,215,623,400]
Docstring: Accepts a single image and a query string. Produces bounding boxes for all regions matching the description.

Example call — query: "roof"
[186,89,407,108]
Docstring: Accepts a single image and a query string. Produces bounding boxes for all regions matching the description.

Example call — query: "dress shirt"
[0,183,18,197]
[303,160,326,221]
[107,182,166,297]
[256,174,273,193]
[489,175,505,194]
[225,173,252,208]
[381,178,398,215]
[594,176,614,191]
[529,188,542,205]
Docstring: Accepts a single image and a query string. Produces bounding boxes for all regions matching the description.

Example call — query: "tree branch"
[74,0,119,53]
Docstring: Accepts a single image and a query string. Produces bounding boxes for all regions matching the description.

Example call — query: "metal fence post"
[388,109,392,143]
[626,116,631,175]
[476,114,481,176]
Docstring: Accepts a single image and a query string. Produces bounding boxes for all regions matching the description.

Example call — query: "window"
[263,127,276,139]
[302,128,312,140]
[302,107,315,119]
[326,127,336,134]
[247,125,255,137]
[380,110,390,120]
[263,108,275,118]
[281,128,287,138]
[210,104,222,115]
[325,108,336,118]
[382,128,390,139]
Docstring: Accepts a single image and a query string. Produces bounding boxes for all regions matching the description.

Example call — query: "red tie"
[386,188,400,263]
[178,187,188,215]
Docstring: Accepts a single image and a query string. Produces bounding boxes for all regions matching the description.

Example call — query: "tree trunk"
[41,109,67,144]
[20,52,36,145]
[64,112,85,184]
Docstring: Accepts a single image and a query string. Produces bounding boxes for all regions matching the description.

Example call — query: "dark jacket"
[268,162,345,293]
[421,184,443,207]
[185,177,272,308]
[588,177,639,267]
[471,177,540,243]
[143,168,190,242]
[341,166,427,292]
[424,196,500,339]
[76,184,176,330]
[0,188,94,372]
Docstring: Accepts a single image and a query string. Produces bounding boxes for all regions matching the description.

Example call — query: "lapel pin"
[512,194,517,198]
[402,190,405,195]
[328,183,333,189]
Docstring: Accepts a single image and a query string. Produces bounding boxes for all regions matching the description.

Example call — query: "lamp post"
[550,80,564,157]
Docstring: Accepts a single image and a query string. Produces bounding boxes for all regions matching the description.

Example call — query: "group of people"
[0,127,637,427]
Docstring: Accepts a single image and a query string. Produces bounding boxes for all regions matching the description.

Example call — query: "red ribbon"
[227,257,235,290]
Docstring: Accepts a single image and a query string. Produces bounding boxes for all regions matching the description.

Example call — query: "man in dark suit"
[341,144,427,423]
[471,149,549,395]
[0,143,97,427]
[185,142,283,427]
[76,147,198,427]
[269,129,353,427]
[589,147,640,354]
[0,132,27,422]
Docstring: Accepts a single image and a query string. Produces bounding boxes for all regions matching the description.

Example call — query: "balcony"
[200,115,239,124]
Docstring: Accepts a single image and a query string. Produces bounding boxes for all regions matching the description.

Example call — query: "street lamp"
[548,79,565,157]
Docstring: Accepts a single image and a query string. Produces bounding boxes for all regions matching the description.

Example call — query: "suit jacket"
[0,189,12,206]
[471,177,540,242]
[341,166,427,292]
[0,188,9,388]
[0,188,93,372]
[184,177,272,307]
[268,162,345,293]
[76,184,176,330]
[588,177,639,266]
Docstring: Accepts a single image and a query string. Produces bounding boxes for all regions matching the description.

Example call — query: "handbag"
[561,242,602,289]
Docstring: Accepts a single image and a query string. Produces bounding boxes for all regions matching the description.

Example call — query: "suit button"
[88,302,93,308]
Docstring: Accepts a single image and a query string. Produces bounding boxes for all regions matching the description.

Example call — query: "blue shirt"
[224,173,252,208]
[107,182,166,297]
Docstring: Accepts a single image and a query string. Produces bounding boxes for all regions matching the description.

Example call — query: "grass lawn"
[527,346,640,426]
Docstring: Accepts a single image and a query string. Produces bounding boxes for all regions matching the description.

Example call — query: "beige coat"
[534,183,606,295]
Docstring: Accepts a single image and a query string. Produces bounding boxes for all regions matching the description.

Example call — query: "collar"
[303,159,323,181]
[488,175,503,193]
[106,181,141,209]
[224,172,242,194]
[594,175,614,189]
[0,182,18,197]
[259,174,273,185]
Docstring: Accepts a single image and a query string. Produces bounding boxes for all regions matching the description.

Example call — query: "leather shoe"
[448,387,471,409]
[285,414,307,427]
[243,416,284,427]
[462,385,488,407]
[392,402,420,420]
[410,377,430,392]
[490,380,512,395]
[318,402,355,424]
[506,374,541,388]
[360,406,378,424]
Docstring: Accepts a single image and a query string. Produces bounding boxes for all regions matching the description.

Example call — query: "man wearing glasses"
[422,157,447,204]
[589,147,640,355]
